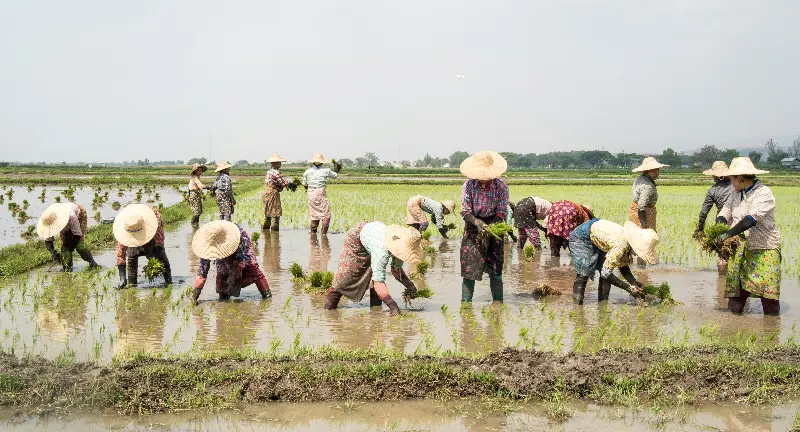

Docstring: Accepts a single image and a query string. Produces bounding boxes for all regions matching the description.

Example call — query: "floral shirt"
[589,219,632,272]
[632,173,658,207]
[266,168,289,190]
[460,179,509,220]
[718,180,780,250]
[359,221,403,283]
[197,226,256,277]
[212,172,233,202]
[302,166,338,189]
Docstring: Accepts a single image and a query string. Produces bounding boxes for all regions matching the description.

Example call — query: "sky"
[1,0,799,163]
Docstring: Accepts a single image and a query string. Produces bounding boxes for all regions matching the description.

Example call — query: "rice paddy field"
[0,173,799,431]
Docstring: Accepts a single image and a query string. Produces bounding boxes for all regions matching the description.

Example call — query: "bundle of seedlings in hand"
[523,244,535,259]
[423,245,435,254]
[420,229,432,241]
[408,286,434,299]
[695,222,739,256]
[290,262,305,279]
[642,282,680,305]
[484,221,513,240]
[142,258,165,282]
[532,283,561,297]
[443,222,457,232]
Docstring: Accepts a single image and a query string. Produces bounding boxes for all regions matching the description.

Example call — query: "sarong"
[568,219,603,279]
[725,243,781,300]
[331,222,372,302]
[307,187,331,221]
[628,201,657,230]
[460,216,504,281]
[188,190,203,216]
[262,185,282,218]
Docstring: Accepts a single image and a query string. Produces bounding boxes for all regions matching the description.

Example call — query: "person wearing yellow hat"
[113,204,171,288]
[405,195,455,238]
[696,161,735,274]
[37,202,99,272]
[302,154,341,234]
[629,157,669,230]
[714,157,781,315]
[569,219,656,304]
[324,222,423,315]
[211,161,235,221]
[190,220,273,303]
[458,151,509,303]
[543,200,594,257]
[188,164,209,225]
[262,154,296,231]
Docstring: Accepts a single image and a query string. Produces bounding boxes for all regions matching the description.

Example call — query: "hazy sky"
[1,1,798,163]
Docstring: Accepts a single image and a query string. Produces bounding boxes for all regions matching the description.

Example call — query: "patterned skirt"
[188,190,203,216]
[215,261,264,297]
[546,201,590,240]
[331,222,372,302]
[725,244,781,300]
[307,187,331,221]
[628,201,657,230]
[262,185,282,218]
[568,219,603,279]
[460,216,504,281]
[216,191,234,217]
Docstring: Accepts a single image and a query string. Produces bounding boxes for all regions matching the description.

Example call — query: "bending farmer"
[37,202,99,272]
[405,195,455,237]
[113,204,171,288]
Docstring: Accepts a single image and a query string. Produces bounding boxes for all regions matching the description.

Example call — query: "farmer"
[188,163,208,225]
[113,204,171,288]
[262,154,296,231]
[405,195,455,237]
[191,220,273,303]
[714,157,781,315]
[569,219,658,304]
[211,161,235,221]
[458,150,509,303]
[324,222,422,315]
[696,161,734,274]
[545,201,594,257]
[513,197,552,251]
[37,202,99,272]
[629,157,669,230]
[302,154,341,234]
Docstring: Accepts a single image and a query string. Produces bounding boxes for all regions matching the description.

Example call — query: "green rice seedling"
[409,286,433,299]
[17,211,29,224]
[642,282,680,305]
[54,196,61,203]
[423,245,435,254]
[290,262,305,279]
[420,230,432,241]
[308,270,334,289]
[21,225,36,238]
[694,222,738,255]
[39,189,46,199]
[443,222,457,231]
[22,200,29,210]
[250,231,260,244]
[322,271,334,288]
[484,221,513,240]
[524,244,535,259]
[142,258,165,282]
[413,260,429,277]
[112,201,121,211]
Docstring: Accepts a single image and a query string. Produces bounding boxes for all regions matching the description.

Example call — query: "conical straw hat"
[623,221,659,265]
[113,204,159,247]
[723,157,769,176]
[632,157,669,173]
[459,151,508,180]
[190,164,208,174]
[384,225,424,266]
[702,161,728,176]
[36,203,72,239]
[266,154,287,163]
[309,153,327,164]
[441,200,455,213]
[214,161,233,172]
[191,220,242,260]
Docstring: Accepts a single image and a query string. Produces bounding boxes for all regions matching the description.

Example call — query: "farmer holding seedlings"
[696,161,734,274]
[405,195,455,237]
[714,157,781,315]
[324,222,423,315]
[211,161,235,221]
[37,202,100,271]
[113,204,171,288]
[629,157,669,230]
[188,163,208,225]
[191,220,273,303]
[458,150,509,303]
[544,201,594,257]
[513,197,552,251]
[262,154,296,231]
[569,219,658,304]
[302,154,341,234]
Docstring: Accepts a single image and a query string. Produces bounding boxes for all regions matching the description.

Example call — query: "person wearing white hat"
[302,154,342,234]
[188,164,209,225]
[512,197,552,251]
[458,151,509,303]
[696,161,735,274]
[37,202,99,272]
[211,161,235,221]
[544,200,594,257]
[324,222,423,315]
[405,195,456,238]
[568,219,656,304]
[262,154,296,231]
[629,157,669,230]
[113,204,171,288]
[714,157,781,315]
[190,220,272,303]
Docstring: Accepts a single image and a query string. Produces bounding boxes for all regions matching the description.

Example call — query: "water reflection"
[307,234,331,272]
[115,289,169,355]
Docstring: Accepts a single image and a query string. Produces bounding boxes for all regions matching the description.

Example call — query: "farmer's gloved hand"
[600,267,613,279]
[463,214,487,232]
[637,209,648,229]
[438,228,449,239]
[714,233,730,246]
[333,162,343,173]
[44,239,61,262]
[419,222,429,233]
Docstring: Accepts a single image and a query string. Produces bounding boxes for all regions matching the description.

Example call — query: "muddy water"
[1,399,798,431]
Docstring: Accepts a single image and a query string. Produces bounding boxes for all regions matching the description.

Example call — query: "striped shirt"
[632,173,658,207]
[718,181,780,250]
[302,166,338,189]
[359,221,403,283]
[266,168,289,189]
[420,197,446,229]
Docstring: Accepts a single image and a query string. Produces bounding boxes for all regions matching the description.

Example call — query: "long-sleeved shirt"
[197,226,256,277]
[359,221,403,283]
[266,168,289,190]
[632,173,658,207]
[589,220,632,272]
[420,197,446,229]
[116,206,165,264]
[460,179,509,220]
[188,174,204,191]
[513,197,552,229]
[302,166,337,189]
[718,181,780,250]
[212,172,233,201]
[64,203,83,237]
[698,179,733,223]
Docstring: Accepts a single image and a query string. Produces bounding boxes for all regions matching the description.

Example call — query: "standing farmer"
[211,161,235,221]
[715,157,781,315]
[302,154,341,234]
[629,157,669,230]
[262,154,296,231]
[696,161,734,274]
[544,201,594,257]
[113,204,171,288]
[458,151,509,303]
[37,202,99,271]
[513,197,551,251]
[188,164,208,225]
[405,195,455,237]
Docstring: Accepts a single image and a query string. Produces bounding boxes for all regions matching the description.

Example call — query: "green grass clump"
[142,258,165,282]
[790,411,800,432]
[485,222,513,240]
[642,282,679,305]
[290,262,305,279]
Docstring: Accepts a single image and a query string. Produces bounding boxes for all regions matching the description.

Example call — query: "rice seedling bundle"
[532,283,561,297]
[484,222,513,240]
[694,222,739,256]
[420,230,432,241]
[423,245,435,254]
[413,261,430,277]
[250,231,260,244]
[408,286,433,299]
[290,262,305,279]
[143,258,165,282]
[524,244,535,259]
[642,282,680,305]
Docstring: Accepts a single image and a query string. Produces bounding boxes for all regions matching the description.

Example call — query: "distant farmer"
[302,154,341,234]
[458,151,509,303]
[569,219,658,304]
[211,161,235,221]
[262,154,296,231]
[629,157,669,230]
[113,204,171,288]
[188,163,208,225]
[37,202,99,272]
[505,201,518,242]
[324,222,423,315]
[191,220,273,303]
[696,161,734,274]
[405,195,455,238]
[545,201,594,257]
[513,197,551,250]
[714,157,781,315]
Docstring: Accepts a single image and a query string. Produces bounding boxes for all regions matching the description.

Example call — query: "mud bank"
[1,346,799,414]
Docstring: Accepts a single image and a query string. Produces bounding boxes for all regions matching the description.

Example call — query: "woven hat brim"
[459,151,508,180]
[36,203,71,239]
[309,156,327,163]
[214,162,233,172]
[385,225,424,265]
[191,164,208,174]
[266,157,287,163]
[632,163,669,173]
[191,221,241,260]
[724,167,770,176]
[441,200,455,213]
[702,168,728,176]
[623,221,659,265]
[113,204,159,247]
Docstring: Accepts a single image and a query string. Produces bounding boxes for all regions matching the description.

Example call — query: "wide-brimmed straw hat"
[441,200,455,214]
[632,157,669,173]
[460,151,508,180]
[702,161,728,176]
[723,157,769,176]
[623,221,659,265]
[266,154,287,163]
[309,153,327,164]
[214,161,233,172]
[113,204,159,247]
[385,225,424,266]
[36,203,72,239]
[190,164,208,174]
[191,220,242,260]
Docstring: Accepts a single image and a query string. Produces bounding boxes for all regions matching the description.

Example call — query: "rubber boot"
[117,264,127,289]
[310,220,320,234]
[78,248,99,270]
[324,289,342,310]
[162,265,172,285]
[605,273,643,300]
[461,279,476,302]
[549,236,562,257]
[219,293,231,300]
[597,278,611,302]
[191,215,200,225]
[382,295,402,316]
[370,288,383,308]
[489,276,504,302]
[573,276,589,305]
[126,257,138,287]
[262,217,272,231]
[270,217,280,231]
[44,240,61,263]
[191,288,202,304]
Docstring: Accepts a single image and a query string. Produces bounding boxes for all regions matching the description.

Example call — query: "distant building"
[780,157,800,169]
